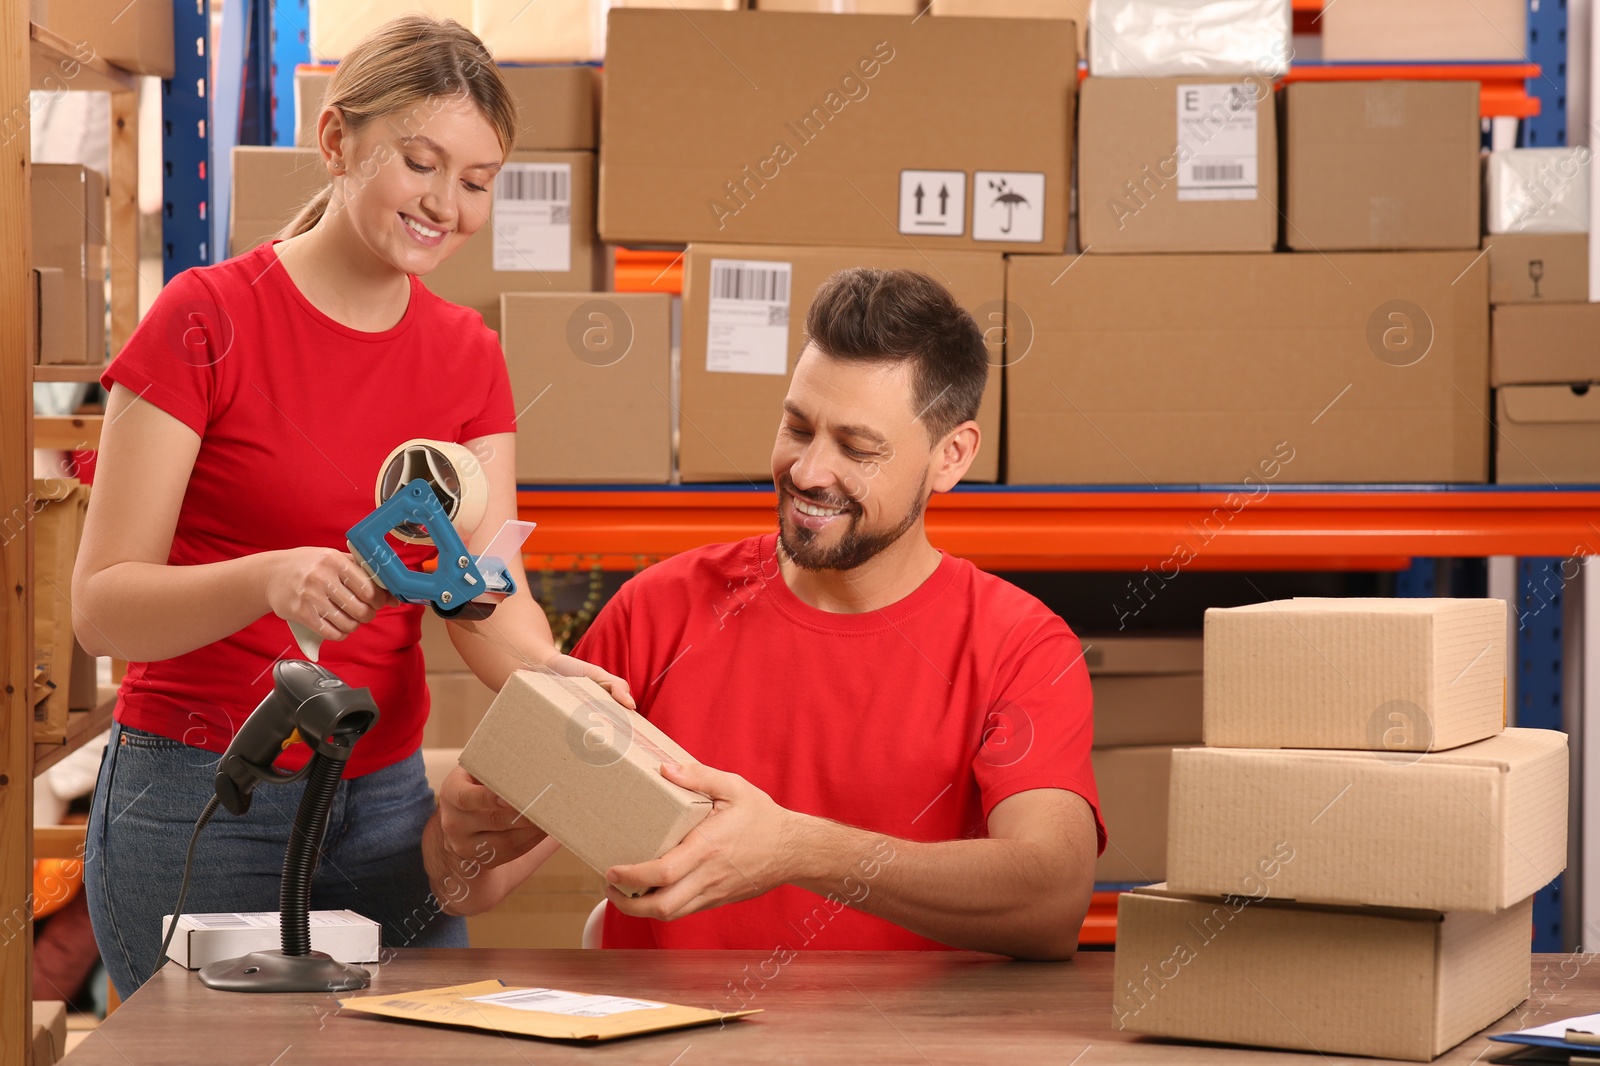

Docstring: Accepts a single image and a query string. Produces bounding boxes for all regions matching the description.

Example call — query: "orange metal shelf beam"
[1282,63,1542,119]
[515,487,1600,571]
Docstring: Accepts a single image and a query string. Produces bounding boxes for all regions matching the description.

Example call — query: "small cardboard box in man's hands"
[461,671,711,888]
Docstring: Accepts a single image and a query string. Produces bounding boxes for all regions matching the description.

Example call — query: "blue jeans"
[85,721,467,997]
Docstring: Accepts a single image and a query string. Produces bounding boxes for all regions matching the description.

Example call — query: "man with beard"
[424,268,1103,958]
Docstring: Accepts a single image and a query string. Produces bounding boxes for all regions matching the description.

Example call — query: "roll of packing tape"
[375,439,490,544]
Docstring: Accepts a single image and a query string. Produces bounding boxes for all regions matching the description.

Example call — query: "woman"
[75,15,626,995]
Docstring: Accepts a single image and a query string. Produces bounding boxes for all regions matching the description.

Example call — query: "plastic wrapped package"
[1486,148,1592,235]
[1088,0,1290,78]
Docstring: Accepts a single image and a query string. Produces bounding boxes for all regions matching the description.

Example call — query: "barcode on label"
[711,264,790,304]
[1192,164,1244,182]
[191,914,252,928]
[497,168,570,202]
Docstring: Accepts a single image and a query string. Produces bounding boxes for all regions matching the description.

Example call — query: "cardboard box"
[1485,234,1590,305]
[501,293,672,482]
[1168,728,1567,912]
[424,151,601,331]
[1284,81,1480,252]
[159,910,382,968]
[1004,251,1491,484]
[1486,149,1590,234]
[1496,385,1600,485]
[30,266,68,365]
[465,846,608,948]
[43,0,175,76]
[1082,634,1204,675]
[1203,597,1507,751]
[422,670,497,748]
[929,0,1086,61]
[31,164,107,364]
[756,0,921,10]
[601,10,1077,252]
[1321,0,1528,62]
[1087,0,1290,78]
[1093,674,1202,748]
[295,63,599,151]
[312,0,472,60]
[474,0,603,62]
[1091,746,1175,883]
[32,479,89,744]
[460,670,712,880]
[616,0,742,7]
[229,147,330,257]
[31,1001,66,1066]
[1078,76,1278,253]
[680,243,1004,482]
[1492,303,1600,385]
[1113,886,1532,1061]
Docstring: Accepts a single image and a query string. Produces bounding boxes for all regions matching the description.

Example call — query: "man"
[423,268,1103,959]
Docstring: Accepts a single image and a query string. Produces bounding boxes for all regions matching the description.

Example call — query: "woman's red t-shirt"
[99,239,516,776]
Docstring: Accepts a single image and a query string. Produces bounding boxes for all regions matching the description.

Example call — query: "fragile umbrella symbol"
[988,178,1029,235]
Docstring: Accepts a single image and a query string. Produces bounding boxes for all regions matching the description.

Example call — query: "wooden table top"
[64,950,1591,1064]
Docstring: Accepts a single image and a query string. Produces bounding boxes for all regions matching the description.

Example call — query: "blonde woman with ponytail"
[76,16,629,994]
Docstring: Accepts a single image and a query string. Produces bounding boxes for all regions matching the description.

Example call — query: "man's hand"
[604,762,804,921]
[437,766,547,868]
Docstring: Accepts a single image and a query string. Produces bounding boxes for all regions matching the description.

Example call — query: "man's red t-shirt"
[99,240,516,776]
[574,533,1104,951]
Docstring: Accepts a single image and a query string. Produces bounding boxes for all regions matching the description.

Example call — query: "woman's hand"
[265,547,395,645]
[547,652,637,710]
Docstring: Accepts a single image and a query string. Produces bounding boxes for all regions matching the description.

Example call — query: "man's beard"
[775,472,928,572]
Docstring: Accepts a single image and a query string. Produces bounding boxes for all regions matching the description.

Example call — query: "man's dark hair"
[803,268,988,442]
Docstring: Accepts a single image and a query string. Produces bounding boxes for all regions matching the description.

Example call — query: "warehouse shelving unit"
[2,4,1596,1055]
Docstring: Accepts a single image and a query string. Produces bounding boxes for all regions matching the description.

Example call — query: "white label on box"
[973,171,1046,242]
[493,162,573,273]
[467,987,668,1017]
[898,170,966,236]
[1176,84,1258,202]
[706,259,792,376]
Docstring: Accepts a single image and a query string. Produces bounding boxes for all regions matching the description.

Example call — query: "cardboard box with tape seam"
[40,0,174,76]
[929,0,1086,59]
[1284,81,1480,252]
[31,164,107,365]
[1092,746,1180,883]
[1319,0,1527,62]
[1004,251,1490,484]
[1495,385,1600,485]
[601,9,1076,251]
[425,151,602,331]
[680,243,1004,483]
[1078,76,1278,253]
[229,147,333,258]
[460,670,712,881]
[33,479,90,743]
[295,63,599,151]
[1203,597,1507,751]
[1167,727,1567,912]
[1484,233,1590,305]
[1113,886,1533,1062]
[422,670,496,748]
[501,292,672,483]
[1492,302,1600,385]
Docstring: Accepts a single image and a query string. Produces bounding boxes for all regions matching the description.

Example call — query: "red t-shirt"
[99,240,516,776]
[574,533,1104,951]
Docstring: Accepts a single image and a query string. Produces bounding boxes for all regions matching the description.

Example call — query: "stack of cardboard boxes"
[1113,597,1568,1060]
[29,165,107,367]
[1084,634,1203,886]
[1012,66,1491,484]
[600,8,1078,482]
[1483,148,1599,483]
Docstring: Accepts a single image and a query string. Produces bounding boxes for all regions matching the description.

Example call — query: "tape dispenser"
[288,439,534,662]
